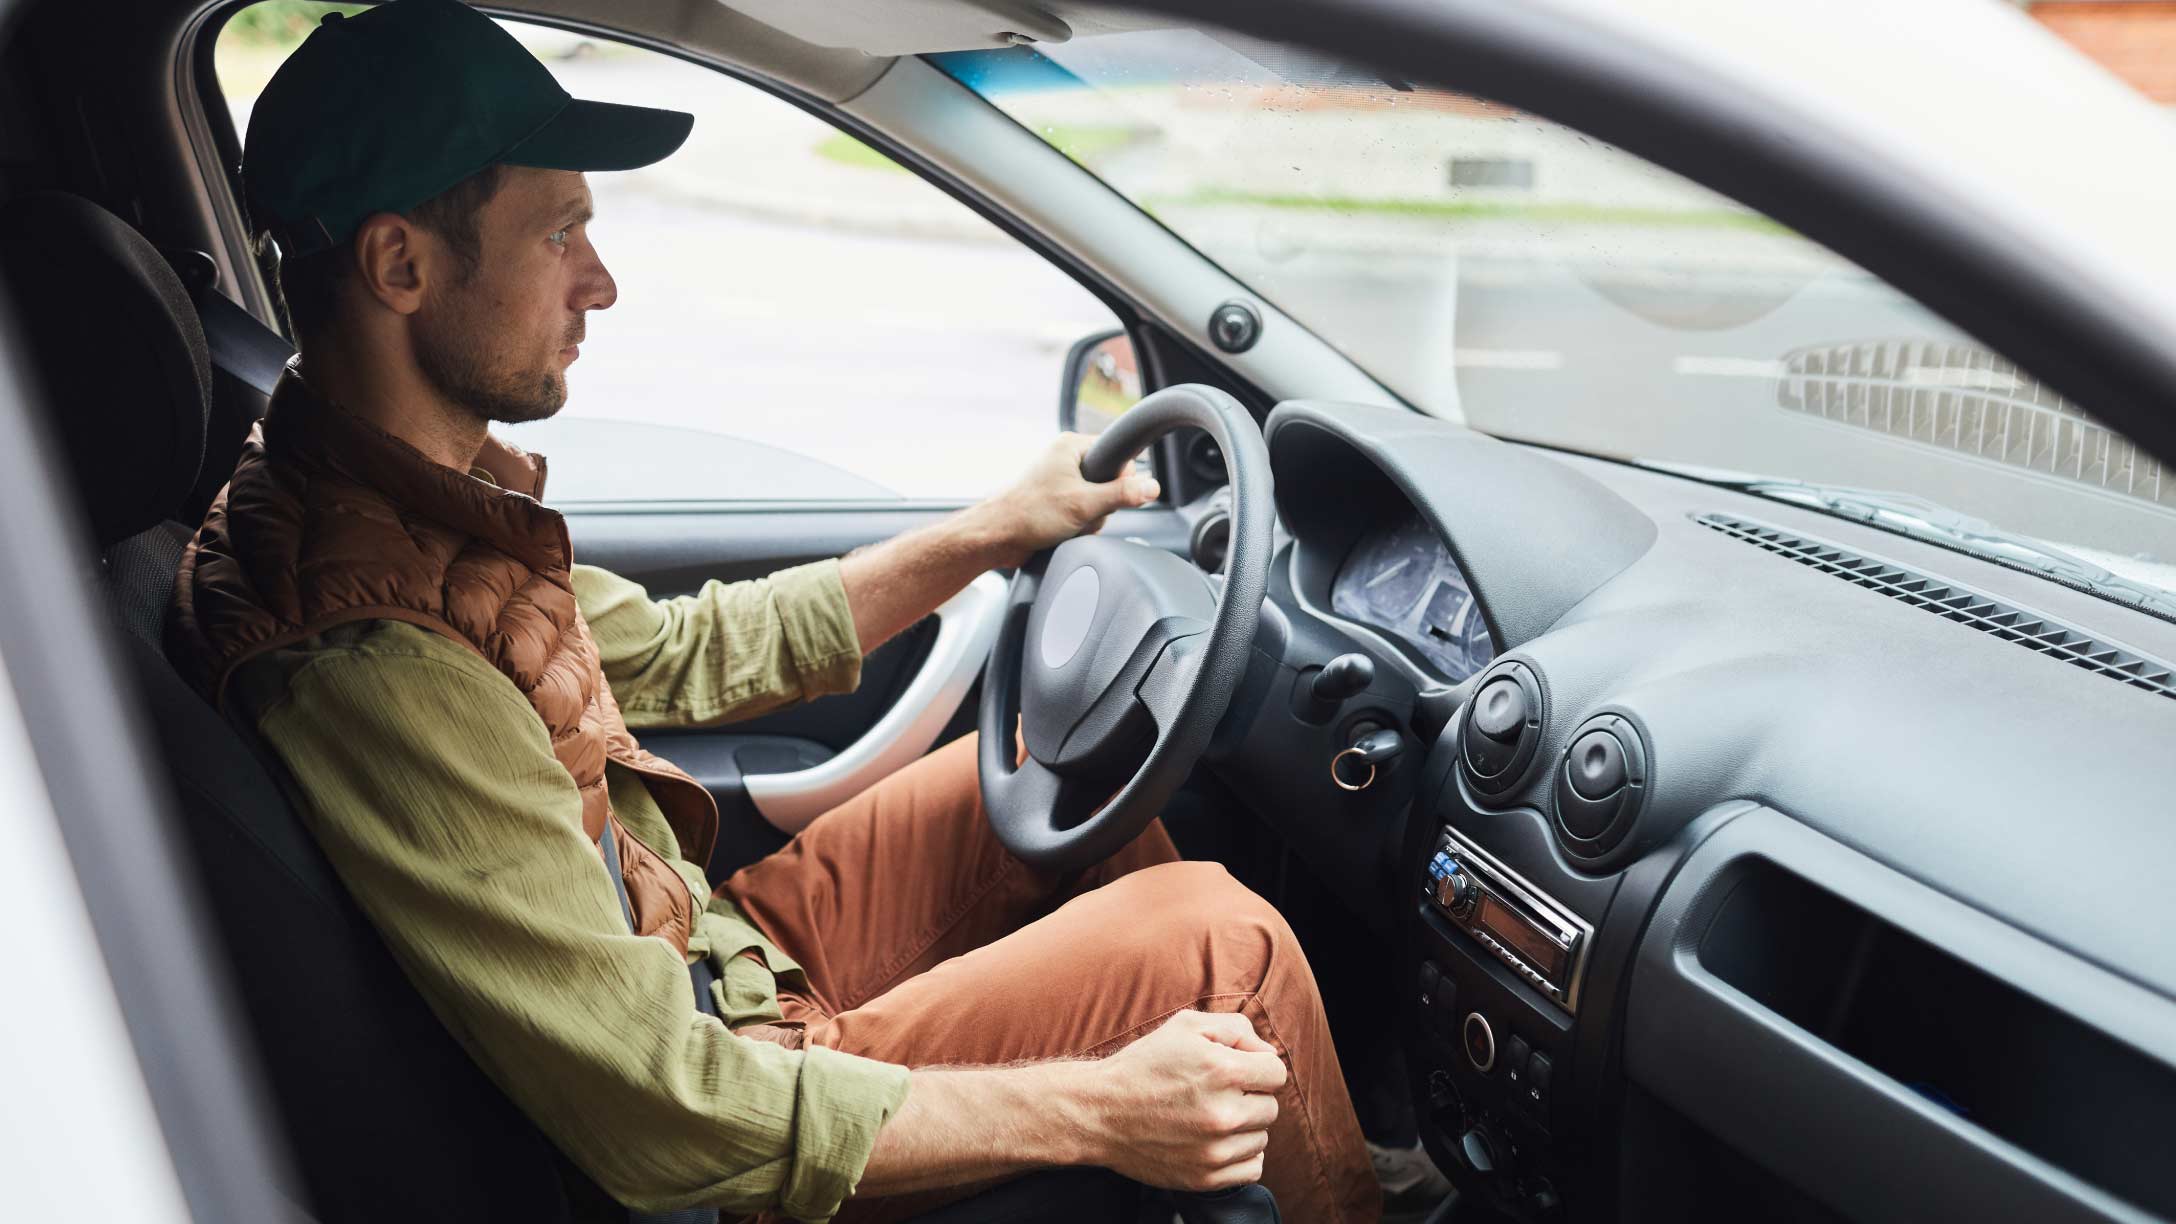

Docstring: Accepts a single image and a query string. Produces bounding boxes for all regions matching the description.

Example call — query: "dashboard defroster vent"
[1697,513,2176,702]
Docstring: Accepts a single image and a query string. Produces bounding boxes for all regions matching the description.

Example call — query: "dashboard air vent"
[1458,659,1544,799]
[1696,514,2176,702]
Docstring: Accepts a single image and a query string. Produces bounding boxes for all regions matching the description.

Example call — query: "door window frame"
[180,1,1287,508]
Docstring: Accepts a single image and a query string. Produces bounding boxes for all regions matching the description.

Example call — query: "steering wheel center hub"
[1038,565,1100,669]
[1019,537,1216,773]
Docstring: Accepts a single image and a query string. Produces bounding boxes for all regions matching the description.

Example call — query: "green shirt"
[228,559,910,1222]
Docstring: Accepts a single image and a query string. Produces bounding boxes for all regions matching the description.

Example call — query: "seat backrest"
[116,627,587,1223]
[0,190,593,1224]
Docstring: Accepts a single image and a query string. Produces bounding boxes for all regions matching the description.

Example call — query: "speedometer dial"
[1330,513,1497,682]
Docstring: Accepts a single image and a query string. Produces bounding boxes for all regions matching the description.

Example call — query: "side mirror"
[1059,329,1142,436]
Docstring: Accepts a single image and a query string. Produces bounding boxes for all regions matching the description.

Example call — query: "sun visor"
[710,0,1168,55]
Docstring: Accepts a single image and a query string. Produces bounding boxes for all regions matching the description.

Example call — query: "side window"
[212,2,1127,502]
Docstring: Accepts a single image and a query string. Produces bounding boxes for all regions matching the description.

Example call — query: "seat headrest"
[0,191,210,548]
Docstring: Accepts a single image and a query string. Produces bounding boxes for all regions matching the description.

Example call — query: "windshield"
[935,30,2176,602]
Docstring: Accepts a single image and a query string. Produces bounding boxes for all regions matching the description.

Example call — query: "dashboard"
[1213,399,2176,1224]
[1329,512,1496,683]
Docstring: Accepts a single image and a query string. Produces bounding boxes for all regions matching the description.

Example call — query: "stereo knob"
[1434,869,1477,916]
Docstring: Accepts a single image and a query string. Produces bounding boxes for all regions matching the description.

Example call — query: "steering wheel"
[978,383,1273,873]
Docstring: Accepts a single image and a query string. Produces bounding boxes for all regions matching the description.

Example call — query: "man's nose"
[580,245,617,312]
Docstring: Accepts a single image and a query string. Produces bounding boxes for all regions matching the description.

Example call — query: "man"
[167,2,1378,1221]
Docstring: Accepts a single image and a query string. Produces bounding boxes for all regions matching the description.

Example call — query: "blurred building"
[2025,0,2176,103]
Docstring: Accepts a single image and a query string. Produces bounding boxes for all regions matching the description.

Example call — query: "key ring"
[1330,746,1376,792]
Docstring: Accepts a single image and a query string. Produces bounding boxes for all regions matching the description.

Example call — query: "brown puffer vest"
[168,370,716,955]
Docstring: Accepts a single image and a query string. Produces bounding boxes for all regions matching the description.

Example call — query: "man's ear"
[350,212,429,316]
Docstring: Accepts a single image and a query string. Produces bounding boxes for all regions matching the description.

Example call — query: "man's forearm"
[854,1060,1099,1196]
[838,503,1015,652]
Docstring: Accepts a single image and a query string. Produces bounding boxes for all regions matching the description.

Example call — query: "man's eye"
[548,228,570,246]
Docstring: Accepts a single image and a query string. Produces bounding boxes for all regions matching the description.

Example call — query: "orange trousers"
[719,733,1379,1224]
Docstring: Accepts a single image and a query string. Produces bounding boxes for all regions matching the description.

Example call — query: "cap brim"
[499,97,693,173]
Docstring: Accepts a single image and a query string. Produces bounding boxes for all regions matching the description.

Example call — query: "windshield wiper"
[1641,463,2176,619]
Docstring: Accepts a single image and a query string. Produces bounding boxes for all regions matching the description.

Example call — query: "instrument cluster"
[1329,512,1497,683]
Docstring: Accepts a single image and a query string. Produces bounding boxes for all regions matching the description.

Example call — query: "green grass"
[812,132,910,173]
[1142,188,1791,232]
[1035,124,1144,167]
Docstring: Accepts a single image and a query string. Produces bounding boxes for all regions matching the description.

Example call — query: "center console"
[1408,823,1586,1217]
[1399,659,1661,1221]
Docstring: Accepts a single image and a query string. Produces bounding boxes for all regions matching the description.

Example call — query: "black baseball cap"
[244,0,693,256]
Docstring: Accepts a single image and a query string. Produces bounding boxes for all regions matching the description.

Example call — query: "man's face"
[412,166,615,425]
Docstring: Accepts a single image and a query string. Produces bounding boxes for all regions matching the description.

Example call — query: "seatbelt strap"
[596,815,641,934]
[598,815,722,1224]
[598,816,721,1020]
[687,947,721,1019]
[194,286,296,397]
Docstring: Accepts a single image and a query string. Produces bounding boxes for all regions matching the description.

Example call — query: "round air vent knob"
[1471,679,1526,742]
[1189,506,1231,573]
[1566,729,1627,800]
[1184,432,1228,483]
[1554,713,1648,853]
[1463,679,1525,775]
[1458,662,1545,799]
[1464,734,1515,779]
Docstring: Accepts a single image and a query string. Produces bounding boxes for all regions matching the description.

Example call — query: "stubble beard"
[414,298,576,427]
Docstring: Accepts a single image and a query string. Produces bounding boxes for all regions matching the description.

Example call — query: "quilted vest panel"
[168,371,718,955]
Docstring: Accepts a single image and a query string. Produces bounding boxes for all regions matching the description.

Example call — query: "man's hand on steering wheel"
[837,432,1160,652]
[978,384,1271,875]
[976,433,1163,568]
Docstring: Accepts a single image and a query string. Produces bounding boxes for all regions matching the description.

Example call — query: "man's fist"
[981,432,1160,567]
[1077,1009,1288,1192]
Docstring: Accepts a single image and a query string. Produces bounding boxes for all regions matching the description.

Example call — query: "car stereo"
[1424,827,1591,1012]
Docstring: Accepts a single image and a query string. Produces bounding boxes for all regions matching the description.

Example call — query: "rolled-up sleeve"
[574,561,862,729]
[244,627,907,1219]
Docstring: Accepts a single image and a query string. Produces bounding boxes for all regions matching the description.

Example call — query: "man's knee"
[1125,860,1299,962]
